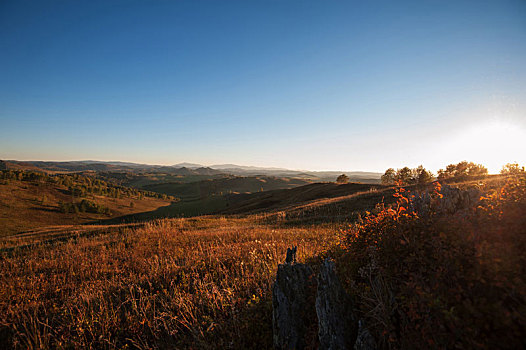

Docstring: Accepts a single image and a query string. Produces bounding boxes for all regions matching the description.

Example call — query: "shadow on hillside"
[91,182,394,226]
[28,206,62,213]
[87,201,188,226]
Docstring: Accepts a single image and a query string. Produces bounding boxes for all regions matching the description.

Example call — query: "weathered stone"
[272,258,315,349]
[353,319,377,350]
[272,254,379,349]
[286,246,297,264]
[410,191,432,216]
[316,258,357,350]
[411,184,482,217]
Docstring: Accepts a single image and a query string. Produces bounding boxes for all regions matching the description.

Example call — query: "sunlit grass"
[0,217,338,349]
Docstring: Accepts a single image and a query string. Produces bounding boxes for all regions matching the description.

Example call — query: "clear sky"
[1,0,525,173]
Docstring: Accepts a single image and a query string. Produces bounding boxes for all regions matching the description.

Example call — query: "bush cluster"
[338,177,526,349]
[58,199,111,215]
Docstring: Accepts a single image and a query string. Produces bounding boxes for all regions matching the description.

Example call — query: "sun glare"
[443,120,526,174]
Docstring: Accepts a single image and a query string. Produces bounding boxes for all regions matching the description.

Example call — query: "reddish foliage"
[340,177,526,349]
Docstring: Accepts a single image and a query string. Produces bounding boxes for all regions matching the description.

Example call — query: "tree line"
[381,165,434,185]
[381,161,524,185]
[436,161,487,180]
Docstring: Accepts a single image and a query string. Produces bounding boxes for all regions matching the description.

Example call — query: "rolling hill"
[0,171,173,235]
[142,175,312,200]
[110,181,394,222]
[219,182,391,220]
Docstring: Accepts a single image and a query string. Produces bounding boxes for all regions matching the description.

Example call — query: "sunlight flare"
[444,120,526,173]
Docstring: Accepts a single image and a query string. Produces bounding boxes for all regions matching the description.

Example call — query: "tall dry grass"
[0,217,338,349]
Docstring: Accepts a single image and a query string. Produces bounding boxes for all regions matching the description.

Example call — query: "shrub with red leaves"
[339,177,526,349]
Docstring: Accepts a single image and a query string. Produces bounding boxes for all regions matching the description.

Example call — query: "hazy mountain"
[1,160,223,176]
[78,160,157,169]
[208,164,382,182]
[210,164,289,171]
[172,162,203,169]
[1,160,381,183]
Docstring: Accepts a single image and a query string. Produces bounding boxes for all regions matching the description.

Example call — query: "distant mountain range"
[0,160,221,175]
[175,162,300,171]
[172,162,205,168]
[1,160,382,182]
[173,162,381,180]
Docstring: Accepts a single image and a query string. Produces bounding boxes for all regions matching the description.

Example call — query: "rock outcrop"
[272,256,315,349]
[353,319,377,350]
[316,258,357,349]
[273,252,377,349]
[410,184,482,217]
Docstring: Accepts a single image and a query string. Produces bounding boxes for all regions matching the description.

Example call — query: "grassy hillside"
[0,171,173,236]
[105,176,314,220]
[98,172,228,188]
[107,182,390,222]
[221,182,388,214]
[143,176,311,200]
[0,160,50,173]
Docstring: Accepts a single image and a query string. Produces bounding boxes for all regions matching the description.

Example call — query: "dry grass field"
[0,217,338,349]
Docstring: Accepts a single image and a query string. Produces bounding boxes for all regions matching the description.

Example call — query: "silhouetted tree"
[381,168,396,185]
[382,165,434,185]
[501,163,525,175]
[414,165,434,184]
[467,163,487,177]
[438,161,488,180]
[396,167,413,185]
[336,174,349,184]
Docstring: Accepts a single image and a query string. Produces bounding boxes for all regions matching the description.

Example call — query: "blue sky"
[1,0,525,172]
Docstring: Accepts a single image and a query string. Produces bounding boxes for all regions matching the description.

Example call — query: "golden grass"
[0,180,171,236]
[0,217,338,349]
